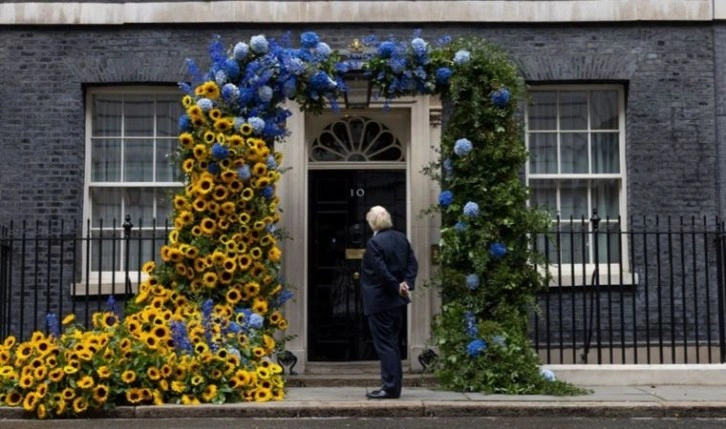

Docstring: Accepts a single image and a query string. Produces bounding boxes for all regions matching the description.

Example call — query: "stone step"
[285,373,438,387]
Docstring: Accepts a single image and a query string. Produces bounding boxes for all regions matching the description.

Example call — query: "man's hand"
[399,282,410,299]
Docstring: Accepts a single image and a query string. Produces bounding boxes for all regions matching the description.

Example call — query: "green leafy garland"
[421,38,583,394]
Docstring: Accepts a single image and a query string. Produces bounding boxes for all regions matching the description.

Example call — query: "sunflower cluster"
[0,34,341,418]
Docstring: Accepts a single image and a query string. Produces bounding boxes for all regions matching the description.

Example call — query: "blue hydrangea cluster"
[466,273,480,290]
[489,242,507,259]
[237,165,251,180]
[454,221,467,232]
[212,142,229,160]
[438,190,453,208]
[453,50,471,65]
[170,320,194,355]
[463,201,480,217]
[453,138,472,156]
[466,339,488,357]
[539,367,556,382]
[248,313,264,330]
[491,87,511,108]
[181,32,344,141]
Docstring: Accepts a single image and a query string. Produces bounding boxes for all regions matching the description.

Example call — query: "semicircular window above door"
[309,116,405,162]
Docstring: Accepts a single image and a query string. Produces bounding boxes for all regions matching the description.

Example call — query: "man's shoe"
[365,390,400,399]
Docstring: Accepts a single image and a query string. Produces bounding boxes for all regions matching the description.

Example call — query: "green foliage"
[425,37,583,395]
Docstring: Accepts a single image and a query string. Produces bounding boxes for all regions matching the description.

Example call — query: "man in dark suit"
[360,206,418,399]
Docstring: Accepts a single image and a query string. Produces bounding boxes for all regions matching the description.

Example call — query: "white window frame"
[77,86,184,295]
[525,84,635,287]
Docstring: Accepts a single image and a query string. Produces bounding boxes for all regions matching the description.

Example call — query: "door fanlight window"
[310,116,404,162]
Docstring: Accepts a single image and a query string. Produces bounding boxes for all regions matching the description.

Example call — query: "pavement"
[2,385,726,420]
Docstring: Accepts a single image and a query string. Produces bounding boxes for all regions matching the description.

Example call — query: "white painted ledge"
[0,0,717,26]
[547,364,726,386]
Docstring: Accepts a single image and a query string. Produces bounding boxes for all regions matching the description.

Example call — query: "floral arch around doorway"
[0,32,580,419]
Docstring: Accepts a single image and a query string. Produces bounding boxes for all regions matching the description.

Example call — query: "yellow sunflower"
[125,388,144,404]
[93,384,109,404]
[121,370,136,384]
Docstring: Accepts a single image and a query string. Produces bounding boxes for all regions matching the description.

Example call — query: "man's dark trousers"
[368,306,403,395]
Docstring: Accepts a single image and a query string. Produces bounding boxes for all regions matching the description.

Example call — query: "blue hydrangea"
[411,37,428,55]
[438,190,453,207]
[453,138,473,156]
[300,31,320,49]
[45,313,60,338]
[212,143,229,160]
[315,42,332,59]
[310,71,336,91]
[258,85,273,103]
[266,154,278,170]
[454,221,467,232]
[227,347,242,360]
[435,67,453,84]
[453,50,471,65]
[284,57,306,76]
[466,339,488,357]
[197,98,214,111]
[227,322,243,334]
[222,59,240,80]
[491,88,511,108]
[234,117,247,130]
[248,116,266,133]
[222,83,240,102]
[463,201,480,217]
[261,186,275,199]
[540,367,556,382]
[207,162,220,175]
[249,313,264,329]
[489,242,507,259]
[237,165,251,180]
[179,114,192,131]
[215,70,228,86]
[466,273,480,290]
[250,35,269,54]
[233,42,249,60]
[283,78,298,98]
[464,311,478,338]
[378,41,397,58]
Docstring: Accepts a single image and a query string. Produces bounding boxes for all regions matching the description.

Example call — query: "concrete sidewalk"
[2,385,726,419]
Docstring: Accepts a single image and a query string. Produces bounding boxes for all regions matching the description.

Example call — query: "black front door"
[308,170,407,361]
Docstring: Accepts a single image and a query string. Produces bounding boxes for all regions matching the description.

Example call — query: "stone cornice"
[0,1,719,26]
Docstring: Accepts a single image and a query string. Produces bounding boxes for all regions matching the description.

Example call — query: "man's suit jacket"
[360,228,418,316]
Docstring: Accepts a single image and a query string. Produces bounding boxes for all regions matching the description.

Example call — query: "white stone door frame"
[277,96,441,373]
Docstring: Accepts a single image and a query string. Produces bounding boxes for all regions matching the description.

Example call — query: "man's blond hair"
[366,206,393,231]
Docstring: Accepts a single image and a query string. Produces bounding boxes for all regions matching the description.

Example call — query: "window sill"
[541,266,639,288]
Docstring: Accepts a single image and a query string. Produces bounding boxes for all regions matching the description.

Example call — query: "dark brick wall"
[0,23,722,347]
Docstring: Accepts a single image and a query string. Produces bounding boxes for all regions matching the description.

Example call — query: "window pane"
[594,221,621,264]
[127,229,169,271]
[559,91,587,130]
[90,188,122,227]
[155,139,178,182]
[124,188,155,223]
[91,139,121,182]
[124,96,154,137]
[124,139,154,182]
[156,188,176,222]
[528,133,557,174]
[560,133,588,174]
[92,96,122,137]
[556,221,587,265]
[591,90,618,130]
[528,91,557,130]
[156,97,182,137]
[560,180,588,219]
[529,180,557,216]
[591,179,620,218]
[90,231,121,272]
[592,132,619,173]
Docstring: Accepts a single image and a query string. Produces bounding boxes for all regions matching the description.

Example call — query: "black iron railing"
[532,211,726,364]
[2,214,726,365]
[0,216,169,341]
